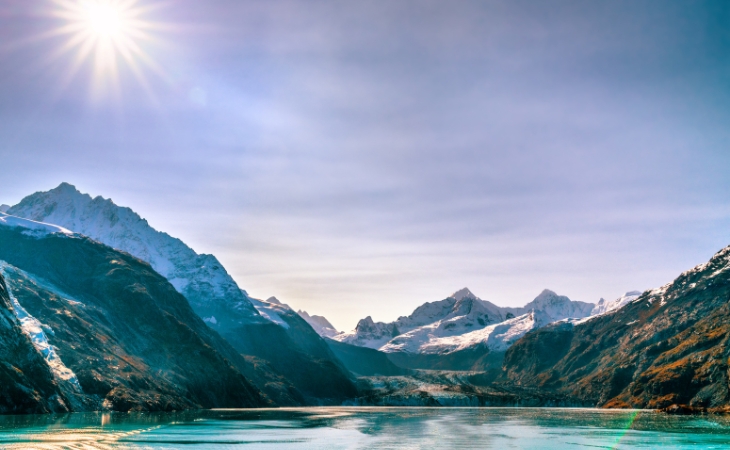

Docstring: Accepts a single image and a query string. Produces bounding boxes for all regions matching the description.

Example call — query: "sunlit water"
[1,407,730,449]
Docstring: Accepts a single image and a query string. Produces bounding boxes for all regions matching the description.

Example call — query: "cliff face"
[0,227,267,412]
[503,246,730,411]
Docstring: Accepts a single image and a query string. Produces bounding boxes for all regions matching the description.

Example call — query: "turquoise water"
[1,407,730,449]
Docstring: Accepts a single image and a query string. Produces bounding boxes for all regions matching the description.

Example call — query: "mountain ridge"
[7,184,357,405]
[332,288,596,356]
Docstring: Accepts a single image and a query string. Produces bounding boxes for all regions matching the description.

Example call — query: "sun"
[83,2,126,38]
[49,0,166,99]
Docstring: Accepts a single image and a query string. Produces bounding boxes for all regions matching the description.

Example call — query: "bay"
[1,407,729,449]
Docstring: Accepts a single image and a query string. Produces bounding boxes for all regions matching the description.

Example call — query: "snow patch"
[250,297,290,329]
[590,291,642,316]
[0,212,73,237]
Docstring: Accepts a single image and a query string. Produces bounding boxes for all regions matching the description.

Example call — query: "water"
[1,407,730,449]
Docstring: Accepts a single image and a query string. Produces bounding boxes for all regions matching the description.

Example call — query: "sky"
[0,0,729,331]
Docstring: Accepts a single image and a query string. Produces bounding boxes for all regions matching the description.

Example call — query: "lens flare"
[49,0,167,100]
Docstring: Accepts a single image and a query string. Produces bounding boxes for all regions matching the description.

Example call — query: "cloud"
[0,0,729,329]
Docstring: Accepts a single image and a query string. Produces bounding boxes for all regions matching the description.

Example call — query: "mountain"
[7,183,263,332]
[0,205,9,213]
[333,288,595,357]
[298,310,339,338]
[502,245,730,412]
[0,213,267,411]
[235,296,358,403]
[590,291,642,316]
[8,184,357,405]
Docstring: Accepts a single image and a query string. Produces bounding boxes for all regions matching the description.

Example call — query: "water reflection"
[1,408,730,449]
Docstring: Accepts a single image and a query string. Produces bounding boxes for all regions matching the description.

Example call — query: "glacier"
[0,263,82,393]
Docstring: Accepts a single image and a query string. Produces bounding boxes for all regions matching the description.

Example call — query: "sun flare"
[83,2,125,38]
[50,0,166,99]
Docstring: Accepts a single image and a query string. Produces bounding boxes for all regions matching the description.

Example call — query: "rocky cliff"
[503,245,730,411]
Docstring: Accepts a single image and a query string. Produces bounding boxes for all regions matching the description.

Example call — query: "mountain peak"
[266,296,282,305]
[8,184,263,328]
[536,288,558,298]
[0,205,9,213]
[53,182,81,194]
[450,287,477,301]
[297,310,339,338]
[527,289,568,308]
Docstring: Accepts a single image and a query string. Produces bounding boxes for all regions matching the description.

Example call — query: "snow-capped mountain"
[0,205,10,213]
[590,291,642,316]
[5,186,358,405]
[334,288,596,355]
[298,310,339,338]
[333,288,519,349]
[7,183,264,331]
[0,219,268,412]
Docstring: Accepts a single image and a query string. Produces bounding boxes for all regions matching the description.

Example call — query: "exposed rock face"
[0,273,70,414]
[503,245,730,411]
[0,226,266,412]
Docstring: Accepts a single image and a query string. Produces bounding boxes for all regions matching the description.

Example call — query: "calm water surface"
[1,407,729,449]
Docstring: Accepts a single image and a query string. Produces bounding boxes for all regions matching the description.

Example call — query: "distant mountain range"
[1,182,727,414]
[332,287,597,353]
[315,286,640,373]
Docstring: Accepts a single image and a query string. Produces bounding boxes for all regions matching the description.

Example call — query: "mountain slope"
[0,220,267,411]
[236,297,358,403]
[503,245,730,411]
[326,340,409,376]
[8,184,357,405]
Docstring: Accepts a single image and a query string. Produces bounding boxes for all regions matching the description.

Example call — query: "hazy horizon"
[1,1,729,331]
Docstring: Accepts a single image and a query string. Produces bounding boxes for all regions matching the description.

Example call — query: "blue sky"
[0,0,728,330]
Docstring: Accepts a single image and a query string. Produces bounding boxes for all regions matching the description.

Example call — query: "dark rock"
[326,339,409,376]
[502,245,730,411]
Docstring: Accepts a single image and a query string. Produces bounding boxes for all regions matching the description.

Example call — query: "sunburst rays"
[48,0,169,101]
